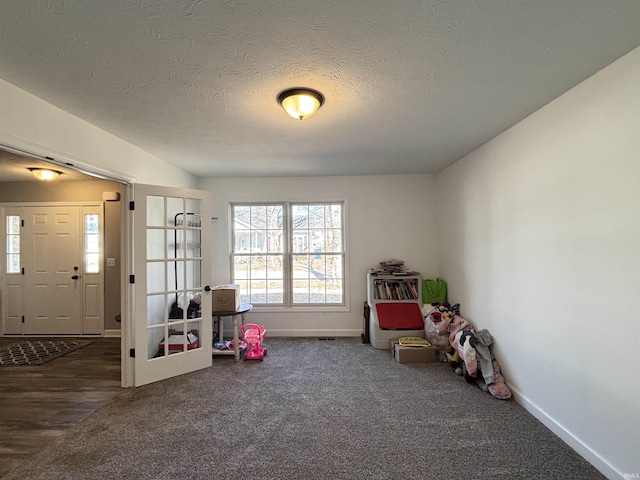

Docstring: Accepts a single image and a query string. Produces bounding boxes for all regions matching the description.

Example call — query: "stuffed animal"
[447,314,512,400]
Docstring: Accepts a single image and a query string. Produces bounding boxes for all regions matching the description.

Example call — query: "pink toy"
[241,323,267,361]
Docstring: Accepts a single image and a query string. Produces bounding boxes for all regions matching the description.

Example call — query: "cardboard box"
[392,342,438,363]
[212,284,241,312]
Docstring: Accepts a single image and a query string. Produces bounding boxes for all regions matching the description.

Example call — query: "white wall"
[436,46,640,478]
[199,174,439,336]
[0,77,196,188]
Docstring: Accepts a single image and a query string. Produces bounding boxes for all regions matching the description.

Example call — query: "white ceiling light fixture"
[277,88,325,120]
[28,168,62,181]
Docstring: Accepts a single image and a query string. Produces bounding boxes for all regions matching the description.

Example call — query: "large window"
[232,203,345,306]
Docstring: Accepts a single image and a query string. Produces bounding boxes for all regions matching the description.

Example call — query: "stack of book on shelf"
[369,259,417,276]
[373,278,419,300]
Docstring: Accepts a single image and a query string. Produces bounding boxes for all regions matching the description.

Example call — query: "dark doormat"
[0,339,93,366]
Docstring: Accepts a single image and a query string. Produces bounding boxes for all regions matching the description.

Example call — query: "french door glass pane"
[148,326,164,359]
[187,320,202,351]
[168,260,185,291]
[167,197,184,226]
[185,260,201,289]
[147,229,165,260]
[147,295,166,327]
[186,230,201,258]
[146,196,164,227]
[147,262,165,293]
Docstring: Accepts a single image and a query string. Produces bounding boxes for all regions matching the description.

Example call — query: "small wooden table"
[212,303,252,361]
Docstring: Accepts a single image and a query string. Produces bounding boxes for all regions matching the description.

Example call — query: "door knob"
[71,275,79,280]
[204,285,211,292]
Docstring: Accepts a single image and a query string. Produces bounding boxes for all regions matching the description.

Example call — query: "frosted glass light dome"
[277,88,325,120]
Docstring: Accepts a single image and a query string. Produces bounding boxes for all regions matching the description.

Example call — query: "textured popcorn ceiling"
[1,1,640,178]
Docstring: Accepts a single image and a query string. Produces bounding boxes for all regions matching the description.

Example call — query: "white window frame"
[230,201,348,310]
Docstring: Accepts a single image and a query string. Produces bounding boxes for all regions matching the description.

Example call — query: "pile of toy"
[422,302,460,348]
[423,302,511,400]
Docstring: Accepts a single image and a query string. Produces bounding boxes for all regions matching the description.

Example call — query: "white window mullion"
[283,202,292,307]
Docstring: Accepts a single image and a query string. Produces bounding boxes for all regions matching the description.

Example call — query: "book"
[398,336,432,347]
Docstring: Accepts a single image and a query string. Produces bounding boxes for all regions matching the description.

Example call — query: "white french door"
[133,184,213,387]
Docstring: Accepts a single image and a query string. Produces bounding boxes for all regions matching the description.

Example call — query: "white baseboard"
[509,384,623,479]
[265,329,361,337]
[103,329,121,338]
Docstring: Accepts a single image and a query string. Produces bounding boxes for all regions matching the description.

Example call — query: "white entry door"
[133,185,213,387]
[2,204,105,335]
[22,205,82,334]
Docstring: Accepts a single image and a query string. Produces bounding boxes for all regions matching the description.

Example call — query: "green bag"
[422,278,447,305]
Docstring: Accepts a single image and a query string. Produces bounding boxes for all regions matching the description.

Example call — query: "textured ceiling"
[0,148,92,182]
[1,1,640,179]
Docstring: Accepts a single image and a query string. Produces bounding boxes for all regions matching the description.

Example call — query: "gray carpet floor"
[4,338,604,480]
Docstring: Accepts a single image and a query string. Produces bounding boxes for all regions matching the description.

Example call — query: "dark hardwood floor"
[0,337,121,478]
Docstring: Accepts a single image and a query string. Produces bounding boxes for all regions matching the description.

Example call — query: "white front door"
[22,205,82,334]
[133,185,213,387]
[1,204,104,335]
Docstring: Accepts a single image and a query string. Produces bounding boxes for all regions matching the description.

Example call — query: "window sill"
[249,305,351,314]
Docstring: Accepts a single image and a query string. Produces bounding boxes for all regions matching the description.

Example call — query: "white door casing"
[132,184,213,387]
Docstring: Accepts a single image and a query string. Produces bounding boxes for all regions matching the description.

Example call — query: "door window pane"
[6,215,20,274]
[84,213,100,274]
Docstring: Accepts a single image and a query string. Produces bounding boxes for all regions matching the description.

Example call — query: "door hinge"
[21,267,24,275]
[129,275,135,284]
[129,201,135,210]
[22,316,25,323]
[129,348,135,358]
[21,219,24,227]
